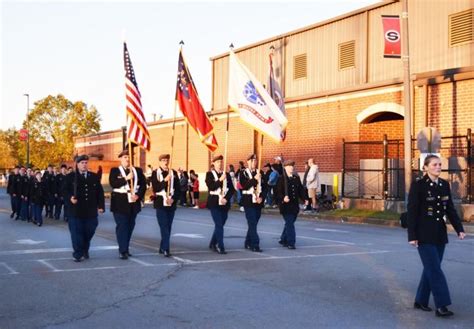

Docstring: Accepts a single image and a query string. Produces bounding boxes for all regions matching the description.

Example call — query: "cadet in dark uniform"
[274,160,305,249]
[54,165,67,220]
[43,165,56,219]
[151,154,180,257]
[109,150,146,259]
[11,166,23,220]
[239,154,266,252]
[19,166,30,221]
[206,155,235,254]
[63,155,105,262]
[29,171,46,226]
[407,154,465,317]
[7,166,20,219]
[26,167,35,221]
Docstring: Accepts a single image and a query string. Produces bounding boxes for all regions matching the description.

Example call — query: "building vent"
[293,54,307,79]
[338,40,355,70]
[449,9,473,47]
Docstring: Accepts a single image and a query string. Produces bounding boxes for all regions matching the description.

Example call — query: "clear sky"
[1,0,381,132]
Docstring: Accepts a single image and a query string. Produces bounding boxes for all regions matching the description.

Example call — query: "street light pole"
[23,94,30,167]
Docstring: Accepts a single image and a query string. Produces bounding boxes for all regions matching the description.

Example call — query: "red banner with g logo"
[382,15,401,58]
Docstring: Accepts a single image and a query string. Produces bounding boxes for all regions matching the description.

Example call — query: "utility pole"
[402,0,412,203]
[23,93,30,167]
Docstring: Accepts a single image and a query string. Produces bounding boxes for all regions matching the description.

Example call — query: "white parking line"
[0,245,118,256]
[0,262,19,275]
[128,257,153,266]
[37,259,60,272]
[172,256,195,264]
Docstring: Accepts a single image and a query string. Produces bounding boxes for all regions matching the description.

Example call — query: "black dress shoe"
[244,244,251,250]
[278,240,288,247]
[84,251,89,259]
[73,256,84,262]
[435,307,454,317]
[10,212,14,219]
[216,247,227,255]
[209,243,217,252]
[163,250,172,257]
[287,245,296,249]
[119,252,128,260]
[158,248,164,254]
[251,247,263,252]
[38,222,42,227]
[15,216,19,221]
[414,302,432,312]
[126,251,132,257]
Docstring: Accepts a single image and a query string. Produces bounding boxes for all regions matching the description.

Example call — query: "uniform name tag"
[441,196,449,201]
[426,197,435,201]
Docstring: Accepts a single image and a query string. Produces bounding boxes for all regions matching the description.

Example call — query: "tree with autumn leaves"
[1,94,101,169]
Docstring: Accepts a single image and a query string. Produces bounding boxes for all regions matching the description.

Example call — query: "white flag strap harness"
[209,170,228,196]
[113,166,139,194]
[242,168,260,203]
[155,168,174,197]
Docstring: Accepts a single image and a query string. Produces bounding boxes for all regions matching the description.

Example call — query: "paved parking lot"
[0,194,472,329]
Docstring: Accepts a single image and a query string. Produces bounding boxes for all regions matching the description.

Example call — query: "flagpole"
[127,137,135,196]
[256,133,264,199]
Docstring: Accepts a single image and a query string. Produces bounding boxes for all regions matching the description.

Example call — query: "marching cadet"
[274,160,305,249]
[43,164,56,219]
[27,167,35,222]
[407,154,465,317]
[206,155,235,254]
[63,155,105,262]
[151,154,180,257]
[7,166,20,219]
[239,154,266,252]
[19,166,30,222]
[54,165,67,220]
[109,149,146,260]
[29,170,46,227]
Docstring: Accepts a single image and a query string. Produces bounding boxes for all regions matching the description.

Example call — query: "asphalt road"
[0,192,473,329]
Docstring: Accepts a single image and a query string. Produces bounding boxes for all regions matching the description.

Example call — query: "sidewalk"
[254,206,474,234]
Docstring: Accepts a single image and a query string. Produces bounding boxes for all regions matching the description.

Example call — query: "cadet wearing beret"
[109,150,147,259]
[63,155,105,262]
[407,154,465,317]
[151,154,181,257]
[205,155,235,254]
[239,154,267,252]
[274,160,305,249]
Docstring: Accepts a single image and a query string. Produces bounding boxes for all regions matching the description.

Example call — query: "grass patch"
[323,208,400,221]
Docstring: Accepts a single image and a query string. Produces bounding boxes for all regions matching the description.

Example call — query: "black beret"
[75,155,89,163]
[159,154,170,161]
[118,149,129,158]
[283,159,295,167]
[212,155,224,162]
[60,164,67,169]
[247,154,257,161]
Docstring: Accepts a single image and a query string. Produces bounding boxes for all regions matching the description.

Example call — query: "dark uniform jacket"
[29,179,46,205]
[239,169,266,208]
[10,174,22,196]
[7,173,14,195]
[205,171,235,209]
[109,166,146,215]
[407,175,464,245]
[20,175,30,198]
[43,172,57,197]
[56,174,67,199]
[151,168,180,210]
[274,173,305,215]
[63,171,105,219]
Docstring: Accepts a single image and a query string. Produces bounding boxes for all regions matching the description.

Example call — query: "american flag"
[124,42,150,151]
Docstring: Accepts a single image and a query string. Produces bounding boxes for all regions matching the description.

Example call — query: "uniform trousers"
[156,207,175,252]
[68,216,98,260]
[113,212,137,254]
[209,207,229,249]
[244,206,261,248]
[280,213,298,247]
[415,243,451,308]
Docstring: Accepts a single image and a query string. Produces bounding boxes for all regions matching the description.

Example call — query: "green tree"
[22,94,101,168]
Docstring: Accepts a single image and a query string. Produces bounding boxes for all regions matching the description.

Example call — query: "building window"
[449,9,473,47]
[293,54,307,79]
[338,40,355,70]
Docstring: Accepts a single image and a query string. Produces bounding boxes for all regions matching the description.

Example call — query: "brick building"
[75,0,473,212]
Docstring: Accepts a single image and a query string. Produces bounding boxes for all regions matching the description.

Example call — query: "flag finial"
[270,45,275,51]
[229,43,234,50]
[179,40,184,46]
